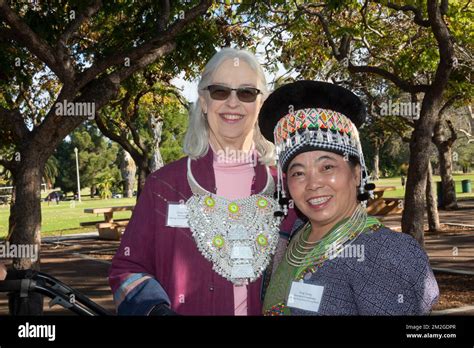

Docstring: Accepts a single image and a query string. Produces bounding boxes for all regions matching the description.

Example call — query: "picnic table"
[367,186,403,216]
[81,205,135,240]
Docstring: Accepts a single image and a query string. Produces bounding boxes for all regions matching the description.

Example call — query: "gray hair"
[183,48,275,166]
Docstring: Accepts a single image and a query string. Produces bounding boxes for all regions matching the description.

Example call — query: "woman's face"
[287,150,360,233]
[200,59,263,150]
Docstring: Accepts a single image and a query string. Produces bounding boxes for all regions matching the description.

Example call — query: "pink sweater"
[213,147,256,316]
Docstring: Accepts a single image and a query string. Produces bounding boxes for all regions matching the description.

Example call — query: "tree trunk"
[8,153,45,314]
[7,185,16,240]
[402,125,430,247]
[433,119,458,210]
[9,159,43,270]
[435,142,457,209]
[149,116,164,172]
[120,151,136,198]
[90,184,96,198]
[372,142,380,181]
[136,164,149,198]
[426,161,441,232]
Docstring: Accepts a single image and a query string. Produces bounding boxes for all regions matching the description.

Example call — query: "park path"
[380,201,474,274]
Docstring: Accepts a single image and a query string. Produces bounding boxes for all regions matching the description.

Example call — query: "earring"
[357,183,375,201]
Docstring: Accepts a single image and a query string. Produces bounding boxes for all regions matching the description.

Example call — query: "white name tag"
[287,281,324,313]
[231,246,253,259]
[166,203,189,228]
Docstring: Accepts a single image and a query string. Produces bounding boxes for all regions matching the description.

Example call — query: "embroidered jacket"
[108,149,297,315]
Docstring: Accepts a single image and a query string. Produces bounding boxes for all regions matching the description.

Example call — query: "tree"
[119,148,136,198]
[247,0,471,246]
[0,0,212,278]
[96,69,189,195]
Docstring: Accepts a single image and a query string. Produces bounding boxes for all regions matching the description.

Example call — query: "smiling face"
[287,150,361,238]
[200,59,263,151]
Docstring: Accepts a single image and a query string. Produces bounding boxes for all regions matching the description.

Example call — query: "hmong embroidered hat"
[259,81,373,208]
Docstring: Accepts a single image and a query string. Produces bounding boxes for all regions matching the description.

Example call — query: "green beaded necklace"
[285,204,378,279]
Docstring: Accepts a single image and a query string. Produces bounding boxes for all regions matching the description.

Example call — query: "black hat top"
[259,80,366,142]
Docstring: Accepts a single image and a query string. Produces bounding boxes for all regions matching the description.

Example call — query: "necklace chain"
[285,205,367,268]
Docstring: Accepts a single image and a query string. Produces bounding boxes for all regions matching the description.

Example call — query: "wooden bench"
[83,206,134,240]
[367,187,403,216]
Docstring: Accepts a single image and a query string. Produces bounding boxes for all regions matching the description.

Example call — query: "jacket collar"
[190,146,268,195]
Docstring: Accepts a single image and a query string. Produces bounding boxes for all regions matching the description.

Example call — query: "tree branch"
[303,7,429,94]
[157,0,171,32]
[425,0,455,105]
[0,0,74,83]
[75,0,211,90]
[0,158,15,172]
[381,1,431,27]
[95,112,143,162]
[0,106,29,142]
[439,94,460,118]
[360,0,385,38]
[445,119,457,145]
[122,93,147,154]
[0,27,12,41]
[348,63,429,94]
[58,0,102,47]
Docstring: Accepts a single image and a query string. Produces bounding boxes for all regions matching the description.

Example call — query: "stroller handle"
[0,279,36,293]
[0,269,112,316]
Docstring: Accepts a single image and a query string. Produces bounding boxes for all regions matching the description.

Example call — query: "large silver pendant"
[186,158,281,284]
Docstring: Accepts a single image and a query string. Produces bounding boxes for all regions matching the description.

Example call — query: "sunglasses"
[203,84,262,103]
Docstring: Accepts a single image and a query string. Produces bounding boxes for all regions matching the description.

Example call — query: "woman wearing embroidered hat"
[260,81,439,315]
[108,48,296,316]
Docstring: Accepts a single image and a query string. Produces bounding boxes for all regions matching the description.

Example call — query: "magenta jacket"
[108,149,297,315]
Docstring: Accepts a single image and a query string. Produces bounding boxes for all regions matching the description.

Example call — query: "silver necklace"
[186,158,281,285]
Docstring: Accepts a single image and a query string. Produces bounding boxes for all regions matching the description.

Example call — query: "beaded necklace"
[285,205,381,279]
[185,158,281,285]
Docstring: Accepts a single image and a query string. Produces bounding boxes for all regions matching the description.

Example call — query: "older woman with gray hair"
[109,48,296,315]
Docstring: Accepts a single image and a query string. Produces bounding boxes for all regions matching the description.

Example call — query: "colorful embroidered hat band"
[272,107,373,215]
[273,108,362,172]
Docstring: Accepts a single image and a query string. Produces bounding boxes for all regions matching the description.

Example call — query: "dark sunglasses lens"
[208,86,231,100]
[237,88,259,102]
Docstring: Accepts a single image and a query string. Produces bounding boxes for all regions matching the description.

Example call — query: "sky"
[170,41,294,104]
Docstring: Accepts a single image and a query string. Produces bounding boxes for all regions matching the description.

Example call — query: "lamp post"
[74,147,81,202]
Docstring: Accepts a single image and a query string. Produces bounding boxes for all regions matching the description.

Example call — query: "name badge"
[166,203,189,228]
[287,281,324,313]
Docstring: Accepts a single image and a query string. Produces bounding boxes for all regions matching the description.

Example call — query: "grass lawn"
[1,173,473,239]
[0,196,135,239]
[375,173,474,200]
